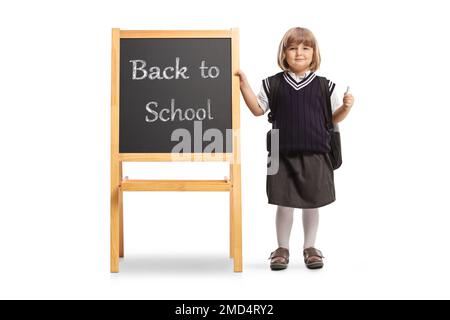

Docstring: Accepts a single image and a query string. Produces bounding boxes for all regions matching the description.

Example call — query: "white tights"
[276,205,319,250]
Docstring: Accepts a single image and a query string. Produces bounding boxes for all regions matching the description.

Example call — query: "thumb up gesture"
[343,86,354,110]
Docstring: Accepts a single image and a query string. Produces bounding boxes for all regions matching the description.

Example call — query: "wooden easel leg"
[110,28,120,273]
[229,165,234,259]
[231,163,242,272]
[111,186,120,273]
[111,162,120,273]
[231,28,242,271]
[230,194,235,259]
[119,188,124,258]
[119,162,124,258]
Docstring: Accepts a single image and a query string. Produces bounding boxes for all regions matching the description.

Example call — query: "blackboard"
[119,38,232,153]
[110,29,242,273]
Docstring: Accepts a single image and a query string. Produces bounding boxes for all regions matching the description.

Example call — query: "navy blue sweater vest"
[265,73,332,154]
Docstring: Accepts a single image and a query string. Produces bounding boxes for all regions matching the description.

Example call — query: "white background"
[1,0,449,299]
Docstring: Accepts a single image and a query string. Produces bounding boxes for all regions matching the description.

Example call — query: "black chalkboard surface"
[119,38,232,153]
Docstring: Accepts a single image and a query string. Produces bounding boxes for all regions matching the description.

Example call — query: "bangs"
[284,28,316,49]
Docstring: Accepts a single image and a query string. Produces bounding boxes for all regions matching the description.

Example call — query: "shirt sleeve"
[329,80,340,132]
[256,80,269,114]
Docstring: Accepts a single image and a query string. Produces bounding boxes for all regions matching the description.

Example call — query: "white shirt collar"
[288,70,311,82]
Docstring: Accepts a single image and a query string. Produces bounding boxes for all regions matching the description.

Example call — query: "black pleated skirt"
[266,152,335,209]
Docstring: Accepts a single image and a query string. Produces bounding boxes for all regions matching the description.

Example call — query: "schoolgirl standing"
[237,27,354,270]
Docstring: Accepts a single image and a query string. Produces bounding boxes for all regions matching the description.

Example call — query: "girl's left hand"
[343,93,354,110]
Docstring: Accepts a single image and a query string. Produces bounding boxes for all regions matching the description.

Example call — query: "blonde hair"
[277,27,321,72]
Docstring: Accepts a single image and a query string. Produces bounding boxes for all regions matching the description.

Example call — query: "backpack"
[266,73,342,170]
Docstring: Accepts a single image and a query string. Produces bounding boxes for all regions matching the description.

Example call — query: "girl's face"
[285,42,313,73]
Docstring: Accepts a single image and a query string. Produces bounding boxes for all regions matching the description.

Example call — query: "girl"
[236,27,354,270]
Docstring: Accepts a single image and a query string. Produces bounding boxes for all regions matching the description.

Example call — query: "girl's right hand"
[235,69,247,84]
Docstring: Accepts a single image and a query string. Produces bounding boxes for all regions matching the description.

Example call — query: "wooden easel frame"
[110,28,242,273]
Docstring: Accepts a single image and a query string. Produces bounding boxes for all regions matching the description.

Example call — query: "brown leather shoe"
[269,247,290,271]
[303,247,324,269]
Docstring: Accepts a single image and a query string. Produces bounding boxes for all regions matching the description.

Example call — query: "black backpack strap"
[318,76,342,169]
[318,76,334,132]
[266,72,284,123]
